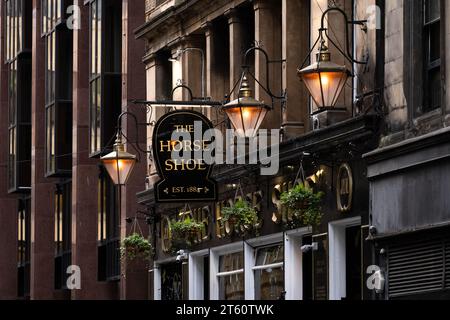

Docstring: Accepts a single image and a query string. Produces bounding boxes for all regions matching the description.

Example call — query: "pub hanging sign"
[152,110,217,203]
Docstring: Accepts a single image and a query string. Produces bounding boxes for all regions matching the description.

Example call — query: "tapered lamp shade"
[298,44,351,109]
[223,75,270,138]
[101,137,137,185]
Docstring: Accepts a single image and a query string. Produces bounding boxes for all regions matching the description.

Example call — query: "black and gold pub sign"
[152,110,217,202]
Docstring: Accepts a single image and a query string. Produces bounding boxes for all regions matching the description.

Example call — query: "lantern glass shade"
[101,149,137,186]
[298,60,351,109]
[224,99,269,138]
[224,74,270,138]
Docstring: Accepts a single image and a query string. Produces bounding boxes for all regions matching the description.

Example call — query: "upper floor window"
[4,0,32,193]
[88,0,122,157]
[405,0,444,117]
[218,251,244,300]
[17,197,31,298]
[97,167,120,281]
[54,180,72,290]
[422,0,441,113]
[42,0,73,176]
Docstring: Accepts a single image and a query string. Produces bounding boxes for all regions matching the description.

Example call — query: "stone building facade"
[365,0,450,299]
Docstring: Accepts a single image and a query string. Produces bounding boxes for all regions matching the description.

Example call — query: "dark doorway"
[161,263,183,300]
[345,225,362,300]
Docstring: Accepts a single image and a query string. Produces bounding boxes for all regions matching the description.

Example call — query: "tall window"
[422,0,441,113]
[4,0,31,193]
[88,0,122,156]
[97,167,120,281]
[253,244,284,300]
[218,252,244,300]
[17,197,31,299]
[42,0,73,176]
[54,180,72,290]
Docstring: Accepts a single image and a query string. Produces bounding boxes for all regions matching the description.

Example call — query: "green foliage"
[280,183,324,229]
[120,233,153,262]
[171,217,204,241]
[222,199,259,232]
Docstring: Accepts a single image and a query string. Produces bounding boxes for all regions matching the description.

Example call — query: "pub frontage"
[133,0,385,301]
[137,114,380,300]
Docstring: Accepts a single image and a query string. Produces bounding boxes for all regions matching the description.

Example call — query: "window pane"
[219,252,244,300]
[90,82,96,153]
[219,252,244,272]
[219,273,244,300]
[97,0,102,74]
[91,1,96,75]
[429,21,440,63]
[17,0,22,52]
[427,67,441,111]
[96,78,101,151]
[424,0,440,24]
[254,245,284,300]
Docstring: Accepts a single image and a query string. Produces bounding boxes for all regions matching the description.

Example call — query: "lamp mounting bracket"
[300,7,369,69]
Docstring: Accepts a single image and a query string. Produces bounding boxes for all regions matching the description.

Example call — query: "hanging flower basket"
[120,233,153,262]
[170,217,204,249]
[222,199,259,234]
[280,183,324,229]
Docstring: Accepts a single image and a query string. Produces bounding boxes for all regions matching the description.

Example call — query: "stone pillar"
[120,0,149,300]
[0,0,18,300]
[254,0,282,132]
[282,0,309,138]
[204,21,228,122]
[30,0,57,300]
[227,8,247,100]
[171,36,205,101]
[327,0,353,111]
[71,0,118,300]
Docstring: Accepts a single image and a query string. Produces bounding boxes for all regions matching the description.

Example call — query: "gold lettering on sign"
[336,163,353,212]
[271,180,295,224]
[161,216,172,253]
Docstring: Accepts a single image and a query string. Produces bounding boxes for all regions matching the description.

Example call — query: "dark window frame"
[86,0,122,158]
[404,0,446,119]
[17,196,31,299]
[54,179,72,290]
[97,166,120,282]
[4,0,32,194]
[422,0,442,114]
[42,0,73,177]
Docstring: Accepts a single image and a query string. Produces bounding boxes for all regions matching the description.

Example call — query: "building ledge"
[364,125,450,165]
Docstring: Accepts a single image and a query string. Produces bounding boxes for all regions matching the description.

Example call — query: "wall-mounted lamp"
[101,112,151,186]
[223,46,286,138]
[297,7,368,110]
[101,133,137,186]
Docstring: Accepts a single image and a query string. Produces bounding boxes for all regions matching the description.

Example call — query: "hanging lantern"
[101,134,137,186]
[223,75,270,138]
[297,41,351,109]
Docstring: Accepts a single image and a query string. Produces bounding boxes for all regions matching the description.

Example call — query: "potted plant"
[120,233,153,262]
[222,199,259,234]
[170,217,204,248]
[280,183,324,229]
